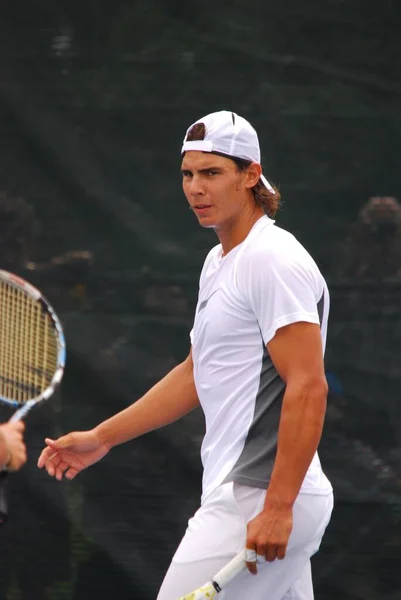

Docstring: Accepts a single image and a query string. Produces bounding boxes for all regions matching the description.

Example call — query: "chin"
[197,218,217,229]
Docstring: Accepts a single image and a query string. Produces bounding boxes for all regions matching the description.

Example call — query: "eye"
[181,170,192,178]
[207,170,219,176]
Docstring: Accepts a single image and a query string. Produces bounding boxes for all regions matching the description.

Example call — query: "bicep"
[266,322,326,386]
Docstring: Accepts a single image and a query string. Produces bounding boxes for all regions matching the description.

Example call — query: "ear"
[244,163,262,188]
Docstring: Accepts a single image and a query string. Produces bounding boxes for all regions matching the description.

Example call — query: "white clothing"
[190,216,332,502]
[157,482,334,600]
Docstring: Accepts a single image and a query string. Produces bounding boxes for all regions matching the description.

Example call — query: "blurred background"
[0,1,400,598]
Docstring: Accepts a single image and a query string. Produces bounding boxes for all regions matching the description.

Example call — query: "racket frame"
[0,269,66,419]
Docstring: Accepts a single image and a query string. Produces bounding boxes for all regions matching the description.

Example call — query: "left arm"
[265,321,328,507]
[245,321,328,572]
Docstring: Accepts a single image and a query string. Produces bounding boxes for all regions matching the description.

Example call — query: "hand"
[245,504,293,574]
[37,430,110,481]
[0,421,27,471]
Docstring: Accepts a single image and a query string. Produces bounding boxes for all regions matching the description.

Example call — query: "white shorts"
[157,482,333,600]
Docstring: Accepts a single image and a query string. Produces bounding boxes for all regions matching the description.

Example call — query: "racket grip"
[0,471,9,525]
[213,550,247,590]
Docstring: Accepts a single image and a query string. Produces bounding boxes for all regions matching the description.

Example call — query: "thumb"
[45,435,74,450]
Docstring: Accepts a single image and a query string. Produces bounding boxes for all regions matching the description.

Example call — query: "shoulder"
[241,224,317,271]
[237,224,325,294]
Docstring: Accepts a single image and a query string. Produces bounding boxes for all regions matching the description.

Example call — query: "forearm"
[265,378,327,509]
[95,356,199,448]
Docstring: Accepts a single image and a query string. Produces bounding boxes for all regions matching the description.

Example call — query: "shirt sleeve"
[236,245,323,345]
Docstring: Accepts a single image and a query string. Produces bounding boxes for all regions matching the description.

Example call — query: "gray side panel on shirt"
[317,292,324,325]
[223,292,325,490]
[223,343,285,490]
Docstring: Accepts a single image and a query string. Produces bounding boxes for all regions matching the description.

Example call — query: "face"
[181,151,261,230]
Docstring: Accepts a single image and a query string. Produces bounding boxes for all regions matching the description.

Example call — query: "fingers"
[37,443,62,475]
[54,459,70,481]
[245,548,258,575]
[47,457,79,481]
[45,453,59,477]
[37,433,83,480]
[7,420,26,433]
[39,452,68,480]
[266,545,280,562]
[244,547,272,575]
[245,542,287,574]
[37,435,73,469]
[44,437,64,451]
[257,542,286,563]
[0,420,25,432]
[245,509,292,574]
[39,450,67,479]
[37,445,59,469]
[65,467,79,480]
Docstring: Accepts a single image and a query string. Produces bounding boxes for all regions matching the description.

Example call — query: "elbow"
[290,373,328,395]
[287,374,328,411]
[307,376,328,424]
[311,375,328,401]
[307,375,328,410]
[299,376,328,431]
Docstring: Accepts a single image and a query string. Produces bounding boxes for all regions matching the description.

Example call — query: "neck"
[217,206,265,256]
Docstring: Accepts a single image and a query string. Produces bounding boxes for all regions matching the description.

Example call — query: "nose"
[188,175,205,197]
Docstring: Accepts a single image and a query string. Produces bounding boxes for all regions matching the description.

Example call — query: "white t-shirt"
[190,216,332,502]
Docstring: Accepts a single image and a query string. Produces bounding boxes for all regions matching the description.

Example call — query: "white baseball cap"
[181,110,274,192]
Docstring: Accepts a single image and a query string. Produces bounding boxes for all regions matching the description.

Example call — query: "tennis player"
[38,111,333,600]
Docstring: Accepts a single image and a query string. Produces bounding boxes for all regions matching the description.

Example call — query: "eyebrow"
[180,166,224,174]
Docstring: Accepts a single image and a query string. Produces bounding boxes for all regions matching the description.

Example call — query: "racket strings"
[0,282,58,403]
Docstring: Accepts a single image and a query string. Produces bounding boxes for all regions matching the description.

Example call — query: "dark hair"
[184,122,281,218]
[231,157,281,218]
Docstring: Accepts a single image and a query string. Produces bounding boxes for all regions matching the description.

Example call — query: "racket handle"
[212,550,247,590]
[0,471,9,525]
[10,399,37,422]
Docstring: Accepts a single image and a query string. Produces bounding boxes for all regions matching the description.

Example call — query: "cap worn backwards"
[181,110,274,192]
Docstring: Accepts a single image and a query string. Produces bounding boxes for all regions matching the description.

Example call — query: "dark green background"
[0,2,400,599]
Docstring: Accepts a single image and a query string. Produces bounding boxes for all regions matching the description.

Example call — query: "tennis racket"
[0,269,66,525]
[178,550,247,599]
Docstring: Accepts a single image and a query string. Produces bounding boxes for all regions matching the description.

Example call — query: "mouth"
[193,204,212,214]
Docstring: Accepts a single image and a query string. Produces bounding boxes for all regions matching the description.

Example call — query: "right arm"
[37,349,199,479]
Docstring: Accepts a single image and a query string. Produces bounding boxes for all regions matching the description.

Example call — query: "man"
[0,421,27,471]
[38,111,333,600]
